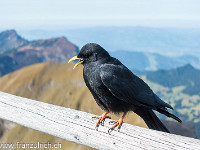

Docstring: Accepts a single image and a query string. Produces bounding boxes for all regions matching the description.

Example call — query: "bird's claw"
[95,125,99,131]
[108,128,114,134]
[92,115,111,124]
[108,119,123,131]
[92,113,111,128]
[108,125,121,134]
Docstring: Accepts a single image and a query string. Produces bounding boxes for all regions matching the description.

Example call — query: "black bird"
[68,43,181,133]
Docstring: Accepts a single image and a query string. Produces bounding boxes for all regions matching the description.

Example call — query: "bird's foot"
[108,112,127,133]
[109,118,123,131]
[92,111,111,128]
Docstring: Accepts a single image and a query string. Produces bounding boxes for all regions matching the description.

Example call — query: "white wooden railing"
[0,91,200,150]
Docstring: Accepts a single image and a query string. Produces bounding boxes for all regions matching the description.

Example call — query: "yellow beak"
[68,56,84,69]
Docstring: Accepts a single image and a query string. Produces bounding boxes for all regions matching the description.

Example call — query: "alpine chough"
[68,43,181,133]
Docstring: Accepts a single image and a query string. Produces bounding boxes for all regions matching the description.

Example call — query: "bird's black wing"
[100,64,169,109]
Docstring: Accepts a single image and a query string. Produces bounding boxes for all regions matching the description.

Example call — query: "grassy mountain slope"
[0,63,147,150]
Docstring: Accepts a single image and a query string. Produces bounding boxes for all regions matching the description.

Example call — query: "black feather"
[157,108,182,123]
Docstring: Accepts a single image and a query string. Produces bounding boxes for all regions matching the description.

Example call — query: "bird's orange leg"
[109,112,127,131]
[92,111,111,127]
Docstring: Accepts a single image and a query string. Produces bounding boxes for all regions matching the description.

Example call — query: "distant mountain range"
[1,29,200,77]
[1,29,200,97]
[0,30,79,76]
[111,51,200,71]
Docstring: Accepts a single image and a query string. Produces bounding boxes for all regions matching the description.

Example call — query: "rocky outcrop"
[0,30,28,54]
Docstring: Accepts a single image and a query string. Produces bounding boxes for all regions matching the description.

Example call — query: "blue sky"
[0,0,200,30]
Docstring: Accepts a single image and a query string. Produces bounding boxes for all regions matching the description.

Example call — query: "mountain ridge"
[1,29,200,77]
[111,50,200,71]
[145,64,200,95]
[0,30,79,76]
[0,29,28,54]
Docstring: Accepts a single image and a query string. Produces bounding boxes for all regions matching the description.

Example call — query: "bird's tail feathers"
[134,108,170,133]
[157,108,182,123]
[155,94,173,109]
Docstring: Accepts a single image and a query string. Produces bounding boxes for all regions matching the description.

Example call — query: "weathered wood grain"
[0,91,200,150]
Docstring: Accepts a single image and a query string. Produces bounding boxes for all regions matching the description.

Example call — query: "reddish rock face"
[16,36,79,62]
[0,30,79,76]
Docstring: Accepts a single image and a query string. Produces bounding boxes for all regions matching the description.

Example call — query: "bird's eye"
[85,53,92,58]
